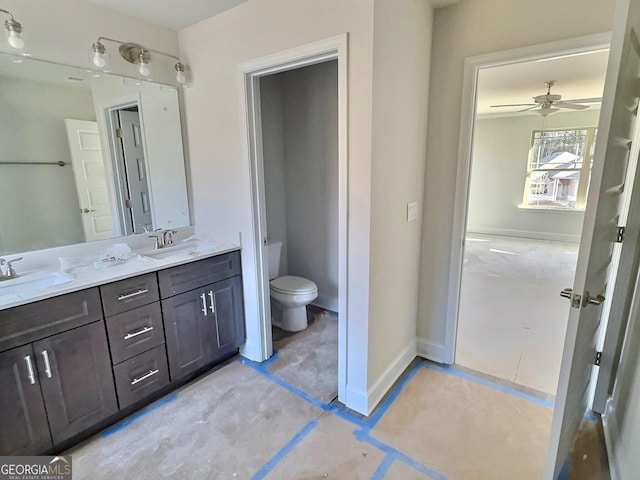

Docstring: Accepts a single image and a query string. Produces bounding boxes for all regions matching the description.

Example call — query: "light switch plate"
[407,201,419,222]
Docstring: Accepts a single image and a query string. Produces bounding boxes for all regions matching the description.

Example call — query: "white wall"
[260,74,289,275]
[417,0,617,359]
[179,0,375,412]
[467,110,600,243]
[367,0,433,407]
[282,61,339,311]
[1,0,179,85]
[0,77,94,253]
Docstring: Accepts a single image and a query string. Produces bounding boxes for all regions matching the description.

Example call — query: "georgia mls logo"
[0,455,72,479]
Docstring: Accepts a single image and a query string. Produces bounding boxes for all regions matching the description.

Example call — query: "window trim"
[521,125,597,211]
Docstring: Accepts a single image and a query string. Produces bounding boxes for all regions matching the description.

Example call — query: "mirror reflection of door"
[115,108,152,235]
[64,119,115,242]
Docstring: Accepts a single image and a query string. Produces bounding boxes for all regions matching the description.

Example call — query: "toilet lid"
[270,275,317,294]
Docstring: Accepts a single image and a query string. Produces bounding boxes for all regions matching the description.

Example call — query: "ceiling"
[80,0,250,30]
[476,49,609,116]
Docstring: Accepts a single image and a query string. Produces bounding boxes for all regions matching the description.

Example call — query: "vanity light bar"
[91,36,189,85]
[0,8,24,50]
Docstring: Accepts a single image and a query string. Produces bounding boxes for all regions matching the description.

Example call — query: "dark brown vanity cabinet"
[160,252,245,382]
[0,249,244,455]
[0,289,117,454]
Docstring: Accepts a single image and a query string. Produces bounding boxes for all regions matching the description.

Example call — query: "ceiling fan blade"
[490,103,537,108]
[556,102,589,110]
[518,105,540,112]
[561,97,602,104]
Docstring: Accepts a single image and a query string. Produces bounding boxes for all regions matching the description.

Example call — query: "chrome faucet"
[0,256,23,281]
[149,229,178,249]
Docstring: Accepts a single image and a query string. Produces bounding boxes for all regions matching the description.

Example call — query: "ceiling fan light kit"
[490,80,602,116]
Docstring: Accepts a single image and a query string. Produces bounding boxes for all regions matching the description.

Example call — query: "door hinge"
[616,226,625,243]
[595,351,602,366]
[125,199,132,209]
[116,128,123,138]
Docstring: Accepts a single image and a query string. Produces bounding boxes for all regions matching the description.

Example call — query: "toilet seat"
[270,275,317,295]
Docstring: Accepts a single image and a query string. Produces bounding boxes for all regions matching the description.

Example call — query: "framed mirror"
[0,53,190,255]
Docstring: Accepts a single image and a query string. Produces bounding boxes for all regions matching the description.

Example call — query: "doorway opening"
[455,50,609,398]
[107,103,152,235]
[240,35,348,405]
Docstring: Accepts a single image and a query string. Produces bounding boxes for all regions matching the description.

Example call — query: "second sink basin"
[139,240,216,261]
[0,271,74,296]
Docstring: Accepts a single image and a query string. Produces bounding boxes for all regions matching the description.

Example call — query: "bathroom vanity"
[0,248,245,455]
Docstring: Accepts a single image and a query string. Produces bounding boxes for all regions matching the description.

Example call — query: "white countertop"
[0,239,240,311]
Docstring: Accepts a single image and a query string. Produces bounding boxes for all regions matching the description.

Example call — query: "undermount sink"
[0,271,73,296]
[139,240,216,261]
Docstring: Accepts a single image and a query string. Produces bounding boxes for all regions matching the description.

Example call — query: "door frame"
[238,34,349,401]
[444,32,611,366]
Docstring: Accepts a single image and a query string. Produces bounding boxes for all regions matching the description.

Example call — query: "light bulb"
[7,29,24,49]
[93,51,106,68]
[176,70,186,84]
[138,61,150,76]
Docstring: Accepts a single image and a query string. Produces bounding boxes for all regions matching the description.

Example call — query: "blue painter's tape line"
[259,351,279,368]
[330,406,369,429]
[557,456,570,480]
[367,361,423,427]
[370,454,395,480]
[100,393,178,438]
[583,410,599,422]
[249,419,318,480]
[421,362,554,409]
[354,429,448,480]
[238,357,331,411]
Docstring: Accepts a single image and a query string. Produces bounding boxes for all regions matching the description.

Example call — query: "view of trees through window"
[524,128,597,209]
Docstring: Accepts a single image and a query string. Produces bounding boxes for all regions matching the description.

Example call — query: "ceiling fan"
[490,80,602,116]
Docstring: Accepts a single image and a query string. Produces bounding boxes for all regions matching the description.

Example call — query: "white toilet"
[267,241,318,332]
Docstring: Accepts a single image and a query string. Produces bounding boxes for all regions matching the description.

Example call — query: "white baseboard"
[344,384,368,416]
[467,226,581,244]
[416,337,445,363]
[312,294,338,313]
[367,341,416,415]
[602,398,620,480]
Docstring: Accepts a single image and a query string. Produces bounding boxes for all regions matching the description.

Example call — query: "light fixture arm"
[96,36,182,63]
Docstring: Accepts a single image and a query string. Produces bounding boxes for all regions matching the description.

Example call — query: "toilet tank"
[267,241,282,280]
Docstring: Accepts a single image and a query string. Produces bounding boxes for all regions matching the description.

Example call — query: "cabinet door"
[162,288,216,381]
[209,276,245,355]
[0,345,52,455]
[34,322,118,444]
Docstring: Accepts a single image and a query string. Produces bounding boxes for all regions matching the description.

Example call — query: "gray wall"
[0,77,95,253]
[467,109,600,243]
[260,60,339,311]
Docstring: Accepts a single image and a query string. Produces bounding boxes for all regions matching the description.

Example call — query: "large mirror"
[0,53,190,255]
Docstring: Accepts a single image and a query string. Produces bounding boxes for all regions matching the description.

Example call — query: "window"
[522,127,597,210]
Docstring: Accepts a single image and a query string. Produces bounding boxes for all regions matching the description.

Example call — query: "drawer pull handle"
[200,293,208,316]
[131,369,159,385]
[124,326,154,340]
[208,290,215,314]
[118,289,149,301]
[42,350,52,379]
[25,355,36,385]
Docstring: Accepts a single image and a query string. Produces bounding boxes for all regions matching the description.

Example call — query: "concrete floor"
[457,233,579,395]
[68,357,605,479]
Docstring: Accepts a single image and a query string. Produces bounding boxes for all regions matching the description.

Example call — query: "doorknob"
[83,208,96,213]
[584,291,605,307]
[560,288,573,299]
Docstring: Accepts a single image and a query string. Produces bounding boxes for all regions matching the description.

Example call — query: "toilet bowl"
[267,242,318,332]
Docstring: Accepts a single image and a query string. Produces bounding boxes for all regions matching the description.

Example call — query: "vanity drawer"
[0,288,102,353]
[106,303,164,364]
[158,251,241,299]
[113,345,170,409]
[101,273,159,317]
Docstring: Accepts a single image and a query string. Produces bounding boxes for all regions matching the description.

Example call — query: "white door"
[117,110,153,233]
[65,119,115,242]
[546,0,640,477]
